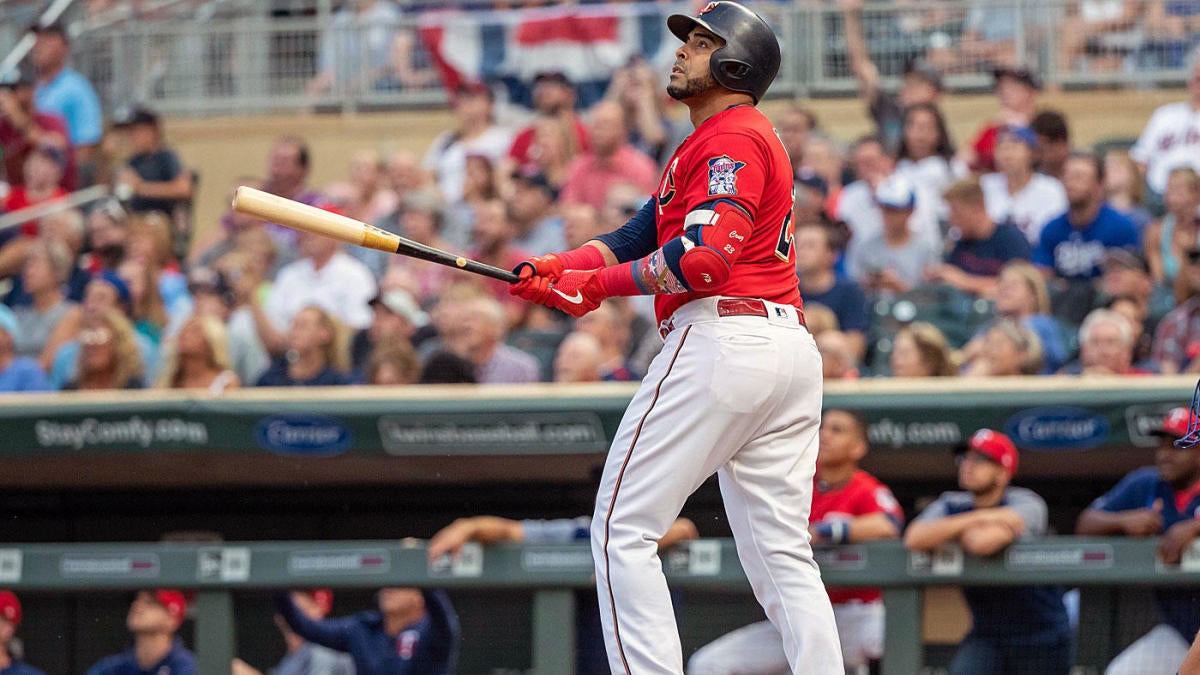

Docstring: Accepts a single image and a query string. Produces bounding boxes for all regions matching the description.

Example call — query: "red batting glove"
[543,269,607,318]
[512,253,565,282]
[509,265,554,304]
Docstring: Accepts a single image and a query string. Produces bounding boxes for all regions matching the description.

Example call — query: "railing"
[3,537,1197,675]
[9,0,1190,118]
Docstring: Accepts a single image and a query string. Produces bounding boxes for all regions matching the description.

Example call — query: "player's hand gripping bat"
[231,186,518,283]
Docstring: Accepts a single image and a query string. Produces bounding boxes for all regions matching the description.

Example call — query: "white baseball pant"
[687,601,884,675]
[591,297,844,674]
[1105,624,1190,675]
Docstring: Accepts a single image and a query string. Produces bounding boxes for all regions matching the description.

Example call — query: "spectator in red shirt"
[0,64,74,190]
[960,67,1041,173]
[507,71,589,172]
[559,100,658,212]
[0,145,69,279]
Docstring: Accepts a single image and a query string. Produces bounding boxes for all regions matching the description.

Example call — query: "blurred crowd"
[0,9,1199,393]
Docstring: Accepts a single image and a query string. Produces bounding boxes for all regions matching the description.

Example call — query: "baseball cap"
[94,269,133,307]
[152,589,188,624]
[997,125,1039,150]
[957,428,1019,477]
[903,59,943,91]
[305,589,334,615]
[29,21,68,41]
[533,71,573,88]
[875,174,917,210]
[512,167,560,201]
[1152,407,1193,441]
[1102,249,1150,275]
[795,168,829,196]
[369,288,429,328]
[992,66,1042,91]
[112,105,160,128]
[0,305,18,340]
[0,591,21,627]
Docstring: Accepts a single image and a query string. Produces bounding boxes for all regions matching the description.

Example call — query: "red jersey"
[811,469,904,605]
[3,186,68,237]
[652,105,799,324]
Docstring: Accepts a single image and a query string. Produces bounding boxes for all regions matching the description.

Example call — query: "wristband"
[557,245,606,271]
[815,521,849,544]
[599,262,642,297]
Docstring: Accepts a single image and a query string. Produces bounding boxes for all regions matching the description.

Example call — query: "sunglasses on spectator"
[79,327,113,346]
[1186,249,1200,265]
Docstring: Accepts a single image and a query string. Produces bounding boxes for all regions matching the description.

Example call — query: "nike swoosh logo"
[552,289,584,304]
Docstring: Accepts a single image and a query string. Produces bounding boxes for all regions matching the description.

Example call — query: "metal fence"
[9,0,1188,118]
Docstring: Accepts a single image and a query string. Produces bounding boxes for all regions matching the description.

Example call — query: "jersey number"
[774,211,794,261]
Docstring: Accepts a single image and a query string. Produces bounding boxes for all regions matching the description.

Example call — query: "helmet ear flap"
[719,59,753,81]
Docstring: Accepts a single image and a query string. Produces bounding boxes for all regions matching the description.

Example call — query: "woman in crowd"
[980,126,1067,245]
[127,212,192,333]
[962,318,1044,377]
[443,154,499,251]
[1144,167,1200,286]
[386,192,455,307]
[256,306,354,387]
[345,148,399,226]
[364,341,421,385]
[117,258,169,347]
[1104,150,1153,233]
[156,315,240,393]
[894,102,963,210]
[13,240,80,370]
[959,261,1067,373]
[890,321,958,377]
[63,309,145,390]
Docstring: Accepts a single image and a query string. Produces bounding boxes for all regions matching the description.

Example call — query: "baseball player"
[687,409,904,674]
[509,3,843,672]
[0,591,44,675]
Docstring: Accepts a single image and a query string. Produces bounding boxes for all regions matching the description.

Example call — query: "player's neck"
[817,463,856,488]
[134,632,173,668]
[687,91,754,129]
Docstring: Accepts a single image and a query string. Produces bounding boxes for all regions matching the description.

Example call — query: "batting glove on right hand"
[512,254,564,283]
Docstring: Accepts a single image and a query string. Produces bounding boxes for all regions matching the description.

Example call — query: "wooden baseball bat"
[231,186,519,284]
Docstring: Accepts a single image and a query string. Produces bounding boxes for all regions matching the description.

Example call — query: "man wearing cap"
[927,177,1032,297]
[507,70,589,171]
[1078,407,1200,673]
[1032,110,1071,182]
[906,429,1071,674]
[559,100,659,213]
[847,173,941,294]
[840,0,942,152]
[27,23,102,168]
[509,168,567,256]
[0,63,73,190]
[0,591,45,675]
[113,106,193,217]
[233,590,354,675]
[980,125,1068,246]
[86,590,196,675]
[1034,152,1139,282]
[351,288,429,374]
[275,587,458,675]
[962,67,1041,173]
[0,305,51,393]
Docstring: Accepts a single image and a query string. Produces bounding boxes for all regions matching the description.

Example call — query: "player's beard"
[667,69,718,102]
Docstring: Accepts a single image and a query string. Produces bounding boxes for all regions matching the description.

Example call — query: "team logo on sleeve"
[707,156,746,196]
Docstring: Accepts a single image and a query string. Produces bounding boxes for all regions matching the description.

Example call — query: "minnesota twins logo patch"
[707,155,746,196]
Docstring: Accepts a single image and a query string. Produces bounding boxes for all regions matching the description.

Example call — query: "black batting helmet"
[667,2,781,104]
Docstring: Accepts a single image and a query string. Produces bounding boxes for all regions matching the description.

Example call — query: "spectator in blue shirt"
[0,591,44,675]
[0,306,51,393]
[1077,407,1200,674]
[795,222,869,361]
[928,177,1032,297]
[905,429,1071,675]
[275,587,458,675]
[1035,152,1139,281]
[28,23,103,173]
[86,590,196,675]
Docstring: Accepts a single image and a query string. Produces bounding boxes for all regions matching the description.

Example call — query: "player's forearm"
[464,516,525,544]
[848,513,901,542]
[960,522,1016,556]
[903,513,979,551]
[1075,509,1128,536]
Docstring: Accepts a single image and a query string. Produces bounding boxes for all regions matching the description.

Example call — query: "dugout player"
[509,2,844,671]
[0,591,44,675]
[688,409,903,674]
[85,590,196,675]
[905,430,1070,675]
[1077,407,1200,674]
[275,587,458,675]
